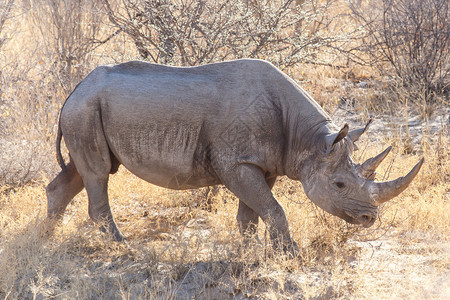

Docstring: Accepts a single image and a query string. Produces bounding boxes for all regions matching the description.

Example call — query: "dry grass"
[0,138,448,299]
[0,1,449,299]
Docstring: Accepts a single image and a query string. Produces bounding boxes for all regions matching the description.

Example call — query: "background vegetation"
[0,0,448,299]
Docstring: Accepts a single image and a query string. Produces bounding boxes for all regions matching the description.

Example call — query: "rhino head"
[299,120,423,228]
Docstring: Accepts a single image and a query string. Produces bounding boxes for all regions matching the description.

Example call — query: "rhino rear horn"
[358,146,392,179]
[371,158,424,204]
[348,118,373,143]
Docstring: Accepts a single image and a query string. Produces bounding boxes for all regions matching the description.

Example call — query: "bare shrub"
[29,0,106,93]
[0,0,15,51]
[103,0,348,68]
[0,1,109,186]
[348,0,449,99]
[0,60,60,186]
[0,0,15,103]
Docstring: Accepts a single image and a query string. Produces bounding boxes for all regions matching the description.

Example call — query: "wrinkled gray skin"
[46,59,423,255]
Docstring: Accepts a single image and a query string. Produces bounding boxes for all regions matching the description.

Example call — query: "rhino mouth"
[357,214,376,228]
[342,211,376,228]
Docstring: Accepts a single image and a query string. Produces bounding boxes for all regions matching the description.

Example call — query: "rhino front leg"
[223,165,297,255]
[46,161,84,220]
[83,175,125,242]
[237,176,277,237]
[237,201,259,237]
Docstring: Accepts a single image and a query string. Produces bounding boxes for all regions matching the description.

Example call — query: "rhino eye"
[335,182,346,189]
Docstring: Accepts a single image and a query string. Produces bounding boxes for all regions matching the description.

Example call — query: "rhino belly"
[104,120,219,189]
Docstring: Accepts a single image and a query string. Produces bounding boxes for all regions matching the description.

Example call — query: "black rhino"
[46,59,423,254]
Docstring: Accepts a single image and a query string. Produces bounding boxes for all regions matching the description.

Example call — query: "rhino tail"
[56,112,66,170]
[55,81,84,170]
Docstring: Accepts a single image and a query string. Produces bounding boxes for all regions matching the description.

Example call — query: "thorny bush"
[348,0,449,100]
[103,0,349,68]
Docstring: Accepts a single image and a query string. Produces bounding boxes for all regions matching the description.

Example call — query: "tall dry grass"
[0,0,448,299]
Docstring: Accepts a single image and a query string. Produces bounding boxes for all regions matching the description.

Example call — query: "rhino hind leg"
[222,165,297,255]
[60,107,125,241]
[46,161,84,220]
[83,174,125,242]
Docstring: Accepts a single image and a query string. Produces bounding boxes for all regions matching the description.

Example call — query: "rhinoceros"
[46,59,423,254]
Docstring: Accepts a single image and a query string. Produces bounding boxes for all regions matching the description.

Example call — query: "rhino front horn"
[371,158,424,204]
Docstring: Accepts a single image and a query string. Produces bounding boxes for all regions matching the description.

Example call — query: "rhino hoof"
[283,240,300,258]
[99,225,126,242]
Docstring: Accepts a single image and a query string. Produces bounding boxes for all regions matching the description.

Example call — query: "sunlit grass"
[0,139,448,298]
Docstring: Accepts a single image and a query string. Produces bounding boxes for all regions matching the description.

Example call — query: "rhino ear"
[325,123,349,153]
[348,118,373,143]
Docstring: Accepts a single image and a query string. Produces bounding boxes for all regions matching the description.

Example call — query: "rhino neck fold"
[278,84,335,180]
